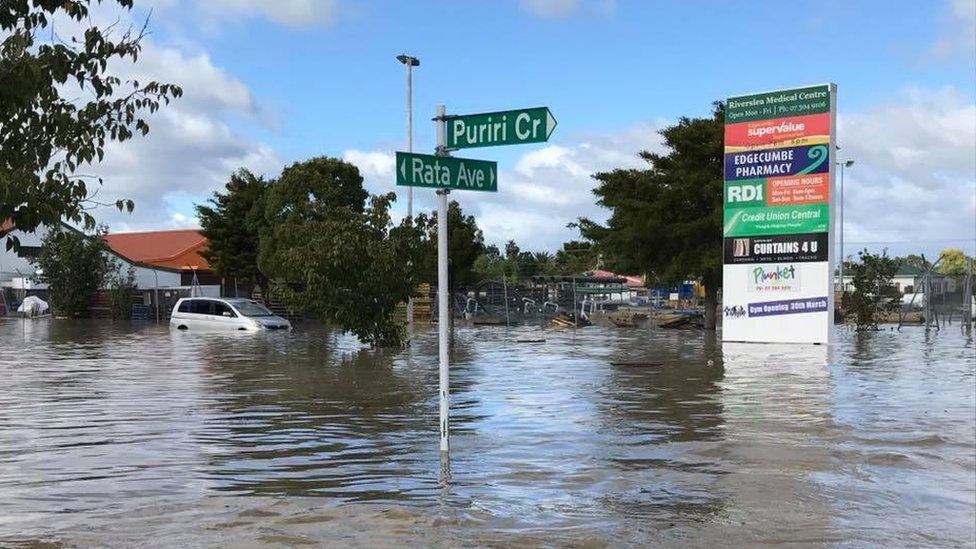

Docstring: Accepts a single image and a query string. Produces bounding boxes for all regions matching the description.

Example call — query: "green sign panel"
[446,107,556,149]
[726,85,830,123]
[396,152,497,192]
[723,203,828,237]
[724,179,766,208]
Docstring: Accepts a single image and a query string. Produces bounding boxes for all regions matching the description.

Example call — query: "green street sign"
[446,107,556,150]
[396,152,497,192]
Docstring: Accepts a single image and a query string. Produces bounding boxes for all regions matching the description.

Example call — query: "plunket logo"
[748,264,800,293]
[752,264,796,283]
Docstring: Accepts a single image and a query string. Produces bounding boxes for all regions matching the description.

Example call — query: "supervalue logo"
[748,264,800,293]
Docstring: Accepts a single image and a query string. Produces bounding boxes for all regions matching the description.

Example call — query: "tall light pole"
[836,159,854,291]
[397,54,420,329]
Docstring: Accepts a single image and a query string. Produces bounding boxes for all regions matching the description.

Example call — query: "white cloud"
[76,37,281,231]
[520,0,616,19]
[931,0,976,59]
[193,0,337,28]
[342,121,666,251]
[839,86,976,255]
[343,149,396,194]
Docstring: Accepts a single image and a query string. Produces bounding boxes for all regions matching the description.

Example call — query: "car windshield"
[229,300,274,317]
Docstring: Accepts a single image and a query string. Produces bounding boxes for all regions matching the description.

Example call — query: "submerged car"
[169,297,291,331]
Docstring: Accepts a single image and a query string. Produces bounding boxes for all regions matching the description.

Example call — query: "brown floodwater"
[0,319,973,547]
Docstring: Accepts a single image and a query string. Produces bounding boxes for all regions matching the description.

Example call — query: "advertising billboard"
[722,84,836,344]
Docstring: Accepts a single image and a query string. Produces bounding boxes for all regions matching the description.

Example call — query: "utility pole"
[396,54,419,331]
[435,104,450,456]
[836,159,854,291]
[964,257,973,330]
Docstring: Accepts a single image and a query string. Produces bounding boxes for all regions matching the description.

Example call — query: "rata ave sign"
[445,107,556,150]
[395,152,497,192]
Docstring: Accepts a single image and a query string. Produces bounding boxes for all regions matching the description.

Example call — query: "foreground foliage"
[258,157,424,348]
[33,227,112,317]
[107,266,137,319]
[1,0,181,249]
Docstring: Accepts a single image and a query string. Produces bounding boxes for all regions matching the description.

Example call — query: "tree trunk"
[703,279,718,330]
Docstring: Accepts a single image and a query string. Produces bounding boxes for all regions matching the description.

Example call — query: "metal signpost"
[721,84,836,344]
[395,103,554,459]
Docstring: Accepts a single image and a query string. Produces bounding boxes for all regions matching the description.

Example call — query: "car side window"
[213,302,236,317]
[178,300,191,313]
[191,300,213,315]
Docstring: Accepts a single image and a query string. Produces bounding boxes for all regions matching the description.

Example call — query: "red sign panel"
[724,112,830,152]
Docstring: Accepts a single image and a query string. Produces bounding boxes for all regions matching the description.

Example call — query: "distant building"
[102,229,217,286]
[0,221,219,316]
[0,221,184,291]
[840,264,948,306]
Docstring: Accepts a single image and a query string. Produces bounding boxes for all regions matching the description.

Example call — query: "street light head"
[396,54,420,67]
[844,160,855,167]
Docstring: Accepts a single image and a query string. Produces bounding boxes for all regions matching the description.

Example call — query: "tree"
[937,248,972,276]
[1,1,182,249]
[32,226,113,317]
[107,266,137,319]
[553,240,598,275]
[258,157,424,348]
[580,105,724,328]
[897,254,932,271]
[532,251,555,275]
[473,244,507,281]
[414,200,485,290]
[196,169,268,289]
[842,249,901,331]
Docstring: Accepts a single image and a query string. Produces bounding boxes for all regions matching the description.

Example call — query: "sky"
[74,0,975,259]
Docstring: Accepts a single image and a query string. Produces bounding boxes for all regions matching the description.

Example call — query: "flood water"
[0,319,973,547]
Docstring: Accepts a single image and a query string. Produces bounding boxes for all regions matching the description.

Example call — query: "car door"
[189,299,217,329]
[211,301,239,328]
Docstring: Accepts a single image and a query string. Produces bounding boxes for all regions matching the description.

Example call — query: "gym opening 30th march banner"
[722,84,836,344]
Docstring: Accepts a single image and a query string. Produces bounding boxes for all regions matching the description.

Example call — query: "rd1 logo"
[726,180,764,206]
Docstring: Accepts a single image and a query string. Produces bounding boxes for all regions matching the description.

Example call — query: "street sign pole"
[435,104,450,456]
[393,104,554,464]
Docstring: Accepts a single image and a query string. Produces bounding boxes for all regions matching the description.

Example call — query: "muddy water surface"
[0,320,973,546]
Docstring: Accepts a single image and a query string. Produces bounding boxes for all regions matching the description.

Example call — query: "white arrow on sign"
[546,109,557,139]
[399,157,406,180]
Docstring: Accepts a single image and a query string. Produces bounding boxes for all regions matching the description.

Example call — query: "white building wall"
[128,265,181,289]
[1,224,183,290]
[0,226,51,283]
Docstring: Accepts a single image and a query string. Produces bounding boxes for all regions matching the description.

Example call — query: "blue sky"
[87,0,975,258]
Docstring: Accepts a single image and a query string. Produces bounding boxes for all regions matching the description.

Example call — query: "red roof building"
[589,269,646,290]
[102,229,210,272]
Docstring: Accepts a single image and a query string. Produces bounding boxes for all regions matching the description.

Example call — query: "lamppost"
[396,54,420,329]
[836,159,854,291]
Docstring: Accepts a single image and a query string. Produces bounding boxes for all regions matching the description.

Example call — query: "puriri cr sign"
[722,84,836,344]
[445,107,557,150]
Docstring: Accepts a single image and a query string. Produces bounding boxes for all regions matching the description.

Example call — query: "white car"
[170,297,291,331]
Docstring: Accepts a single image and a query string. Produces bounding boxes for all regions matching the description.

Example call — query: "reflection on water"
[0,319,972,546]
